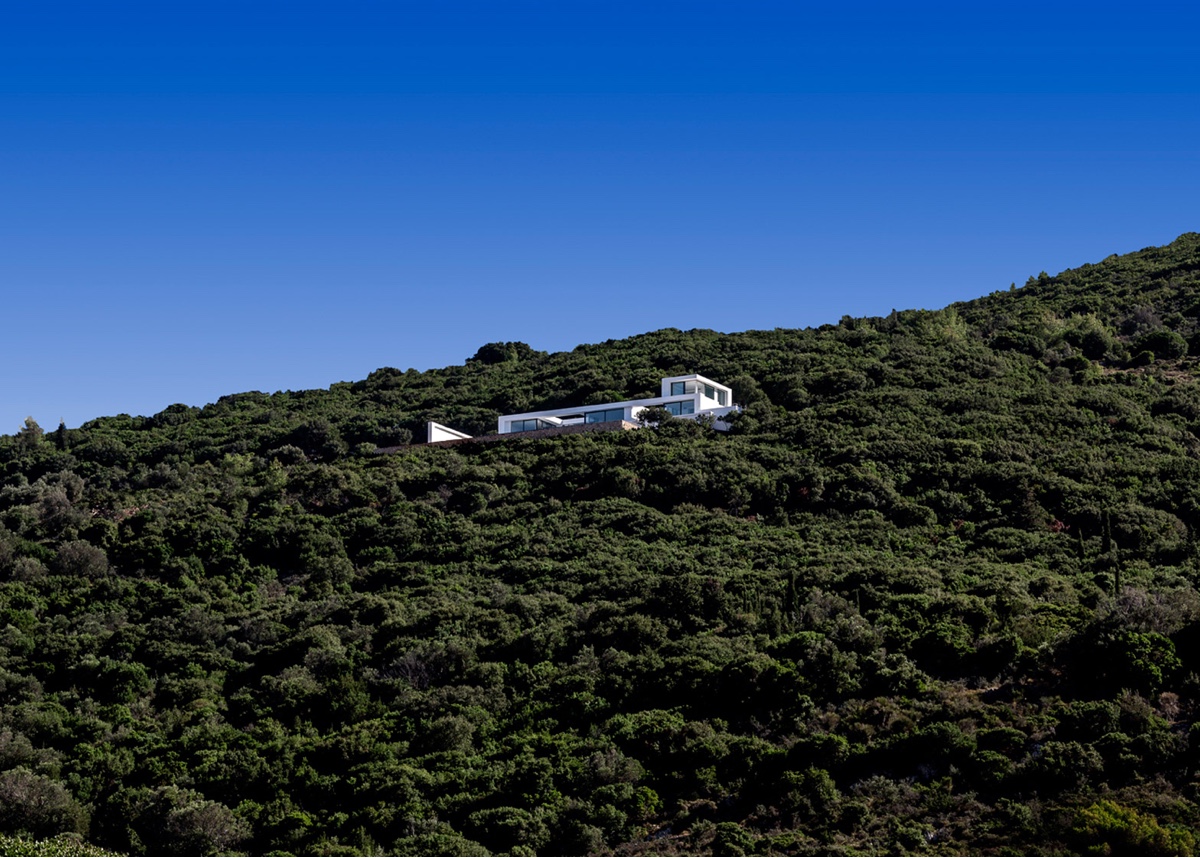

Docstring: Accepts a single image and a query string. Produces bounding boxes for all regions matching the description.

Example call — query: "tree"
[0,769,88,839]
[16,417,43,451]
[636,406,674,428]
[52,540,110,579]
[131,787,249,856]
[470,341,537,365]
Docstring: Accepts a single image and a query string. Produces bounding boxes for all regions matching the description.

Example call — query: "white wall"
[427,421,473,443]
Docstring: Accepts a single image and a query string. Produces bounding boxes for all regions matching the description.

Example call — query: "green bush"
[1072,799,1196,855]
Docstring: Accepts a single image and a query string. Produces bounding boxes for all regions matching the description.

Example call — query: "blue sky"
[3,2,1199,431]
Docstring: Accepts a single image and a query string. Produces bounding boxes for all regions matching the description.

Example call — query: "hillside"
[3,234,1200,855]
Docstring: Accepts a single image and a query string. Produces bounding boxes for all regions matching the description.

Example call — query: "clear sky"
[3,2,1198,431]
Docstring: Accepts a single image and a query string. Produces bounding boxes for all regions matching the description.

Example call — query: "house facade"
[496,374,738,434]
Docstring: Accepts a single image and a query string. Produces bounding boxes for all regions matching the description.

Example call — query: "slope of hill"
[2,234,1200,855]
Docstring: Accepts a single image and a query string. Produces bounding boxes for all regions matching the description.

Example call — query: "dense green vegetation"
[4,234,1200,855]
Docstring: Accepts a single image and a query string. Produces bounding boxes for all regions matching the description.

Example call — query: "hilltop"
[2,234,1200,854]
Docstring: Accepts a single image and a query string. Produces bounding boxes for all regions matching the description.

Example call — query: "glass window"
[586,408,624,423]
[703,384,716,400]
[511,419,540,432]
[670,381,686,396]
[717,390,727,406]
[664,400,695,416]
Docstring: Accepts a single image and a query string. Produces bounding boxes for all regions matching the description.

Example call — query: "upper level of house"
[496,374,738,435]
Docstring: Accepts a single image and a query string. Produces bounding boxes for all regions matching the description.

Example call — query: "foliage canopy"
[4,235,1200,854]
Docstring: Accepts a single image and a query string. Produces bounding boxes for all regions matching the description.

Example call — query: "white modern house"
[496,374,738,434]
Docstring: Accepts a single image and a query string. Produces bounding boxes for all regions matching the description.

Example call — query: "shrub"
[1072,799,1196,855]
[1134,329,1188,360]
